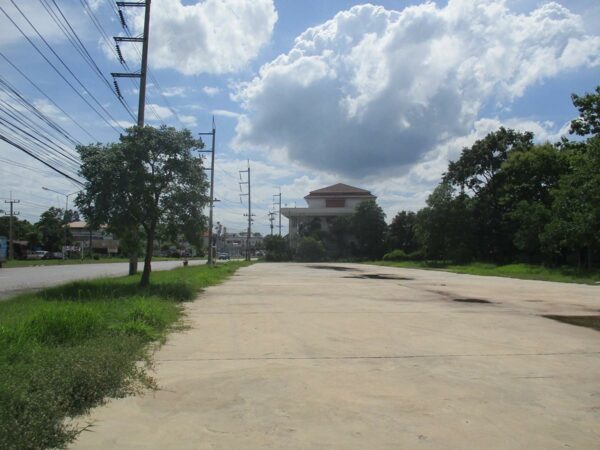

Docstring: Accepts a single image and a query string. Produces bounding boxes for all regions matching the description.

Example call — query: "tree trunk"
[128,253,138,276]
[587,246,593,270]
[140,227,155,287]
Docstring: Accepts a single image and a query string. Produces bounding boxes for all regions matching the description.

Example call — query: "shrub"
[383,249,408,261]
[264,235,292,261]
[295,237,326,262]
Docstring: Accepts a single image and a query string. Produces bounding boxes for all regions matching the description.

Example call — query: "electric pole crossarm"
[116,2,146,6]
[111,72,141,78]
[114,36,144,42]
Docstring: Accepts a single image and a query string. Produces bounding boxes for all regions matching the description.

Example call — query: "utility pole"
[112,1,152,127]
[4,192,20,260]
[268,211,275,236]
[111,0,152,275]
[273,189,282,236]
[199,117,217,264]
[239,162,254,261]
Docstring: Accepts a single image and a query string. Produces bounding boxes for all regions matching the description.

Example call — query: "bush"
[264,235,292,261]
[382,249,424,261]
[295,237,326,262]
[383,249,408,261]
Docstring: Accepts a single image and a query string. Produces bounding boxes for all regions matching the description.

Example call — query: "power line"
[0,51,99,143]
[40,0,137,122]
[0,132,83,185]
[0,3,122,134]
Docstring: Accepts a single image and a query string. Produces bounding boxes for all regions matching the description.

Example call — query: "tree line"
[388,86,599,269]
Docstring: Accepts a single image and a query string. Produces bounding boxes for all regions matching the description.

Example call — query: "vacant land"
[0,261,249,449]
[72,263,599,449]
[373,260,600,284]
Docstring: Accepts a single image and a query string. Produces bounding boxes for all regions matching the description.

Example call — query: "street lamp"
[42,187,82,258]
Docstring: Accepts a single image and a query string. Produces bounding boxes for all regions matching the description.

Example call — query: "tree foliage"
[76,126,208,286]
[397,85,600,268]
[352,200,387,259]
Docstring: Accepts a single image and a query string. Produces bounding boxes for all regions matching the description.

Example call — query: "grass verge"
[368,261,600,284]
[0,261,250,449]
[3,256,202,268]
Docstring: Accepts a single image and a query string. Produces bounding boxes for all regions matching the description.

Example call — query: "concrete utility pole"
[199,117,217,264]
[112,0,152,275]
[4,192,20,260]
[268,211,275,236]
[239,162,254,261]
[273,189,282,236]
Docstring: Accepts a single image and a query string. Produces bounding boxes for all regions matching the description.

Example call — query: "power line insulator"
[113,79,123,99]
[118,9,128,29]
[115,44,125,64]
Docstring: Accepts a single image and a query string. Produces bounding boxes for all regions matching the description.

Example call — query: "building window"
[326,198,345,208]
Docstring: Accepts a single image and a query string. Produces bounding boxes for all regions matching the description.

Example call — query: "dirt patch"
[526,300,544,303]
[308,265,358,272]
[453,298,492,304]
[543,315,600,332]
[344,274,414,281]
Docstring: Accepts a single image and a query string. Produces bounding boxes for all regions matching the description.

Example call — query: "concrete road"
[72,263,600,449]
[0,259,206,299]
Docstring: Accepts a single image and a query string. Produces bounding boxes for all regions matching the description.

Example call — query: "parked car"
[44,252,64,259]
[218,252,230,260]
[27,250,47,260]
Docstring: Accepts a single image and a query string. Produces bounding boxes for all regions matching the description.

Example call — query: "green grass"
[369,261,600,284]
[3,256,202,268]
[0,261,250,449]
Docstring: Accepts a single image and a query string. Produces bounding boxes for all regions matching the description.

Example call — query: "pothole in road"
[308,265,359,272]
[344,274,414,281]
[543,315,600,332]
[453,298,492,304]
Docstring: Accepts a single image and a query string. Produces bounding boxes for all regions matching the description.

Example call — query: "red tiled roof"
[306,183,374,198]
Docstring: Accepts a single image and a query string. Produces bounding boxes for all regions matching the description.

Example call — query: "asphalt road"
[0,259,206,299]
[71,262,599,449]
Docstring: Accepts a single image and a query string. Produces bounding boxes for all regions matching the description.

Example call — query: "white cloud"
[203,86,221,96]
[180,115,197,127]
[128,0,277,75]
[162,86,188,97]
[212,109,240,119]
[233,0,600,178]
[146,103,173,120]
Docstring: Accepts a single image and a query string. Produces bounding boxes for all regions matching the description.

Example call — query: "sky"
[0,0,598,236]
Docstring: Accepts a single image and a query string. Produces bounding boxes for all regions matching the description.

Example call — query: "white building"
[281,183,376,241]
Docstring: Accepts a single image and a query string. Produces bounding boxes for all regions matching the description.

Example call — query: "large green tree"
[352,200,387,259]
[388,211,418,253]
[35,207,70,252]
[443,127,535,261]
[76,125,208,286]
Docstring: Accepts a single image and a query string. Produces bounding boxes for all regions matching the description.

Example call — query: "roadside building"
[220,231,264,258]
[281,183,376,244]
[67,221,119,255]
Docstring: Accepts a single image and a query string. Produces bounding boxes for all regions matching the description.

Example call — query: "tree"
[444,127,535,261]
[263,235,291,261]
[0,217,33,241]
[569,85,600,137]
[499,143,568,262]
[294,236,325,262]
[541,137,600,268]
[388,211,418,253]
[76,125,208,286]
[415,182,476,262]
[352,200,387,259]
[35,207,68,252]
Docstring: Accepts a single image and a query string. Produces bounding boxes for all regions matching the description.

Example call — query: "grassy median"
[0,261,250,450]
[369,261,600,284]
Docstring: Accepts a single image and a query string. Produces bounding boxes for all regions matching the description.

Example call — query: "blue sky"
[0,0,599,235]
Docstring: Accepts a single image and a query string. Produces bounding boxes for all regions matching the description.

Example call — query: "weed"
[0,261,250,449]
